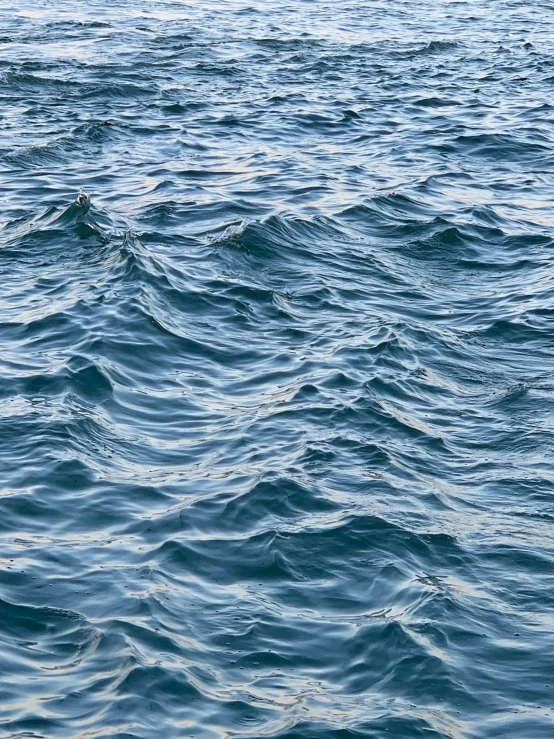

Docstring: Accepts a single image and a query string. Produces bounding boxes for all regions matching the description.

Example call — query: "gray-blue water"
[1,2,554,737]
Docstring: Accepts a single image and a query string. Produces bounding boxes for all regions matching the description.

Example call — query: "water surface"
[1,1,554,737]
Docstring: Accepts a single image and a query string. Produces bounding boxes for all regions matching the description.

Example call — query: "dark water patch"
[451,132,552,163]
[45,20,113,29]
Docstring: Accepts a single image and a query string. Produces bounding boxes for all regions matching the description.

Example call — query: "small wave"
[447,133,551,163]
[0,199,114,253]
[45,20,112,29]
[394,39,460,58]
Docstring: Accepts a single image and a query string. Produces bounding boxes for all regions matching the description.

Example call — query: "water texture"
[1,1,554,737]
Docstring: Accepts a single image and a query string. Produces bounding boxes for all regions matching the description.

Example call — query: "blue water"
[1,1,554,737]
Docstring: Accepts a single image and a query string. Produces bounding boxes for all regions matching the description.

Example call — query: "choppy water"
[1,1,554,737]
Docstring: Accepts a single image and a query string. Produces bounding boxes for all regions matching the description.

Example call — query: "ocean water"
[1,1,554,737]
